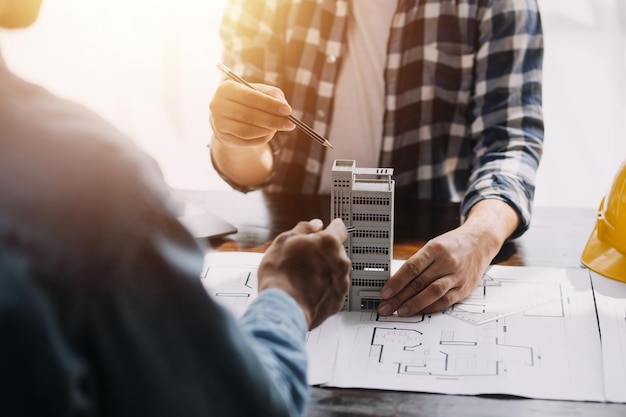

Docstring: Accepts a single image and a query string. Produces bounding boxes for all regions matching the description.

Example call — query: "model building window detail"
[331,160,395,311]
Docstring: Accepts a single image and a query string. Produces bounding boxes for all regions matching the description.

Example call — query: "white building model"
[331,160,395,311]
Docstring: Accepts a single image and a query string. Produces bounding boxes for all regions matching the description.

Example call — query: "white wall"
[538,0,626,208]
[1,0,624,207]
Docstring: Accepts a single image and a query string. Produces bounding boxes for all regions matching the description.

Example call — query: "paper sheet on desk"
[330,267,603,401]
[591,272,626,403]
[200,252,609,402]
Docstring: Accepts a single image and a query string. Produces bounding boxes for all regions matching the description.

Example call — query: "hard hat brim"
[581,224,626,283]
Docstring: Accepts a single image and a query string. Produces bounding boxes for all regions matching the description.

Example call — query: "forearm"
[462,198,520,256]
[210,136,275,190]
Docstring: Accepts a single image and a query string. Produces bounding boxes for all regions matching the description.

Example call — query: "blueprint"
[201,252,623,402]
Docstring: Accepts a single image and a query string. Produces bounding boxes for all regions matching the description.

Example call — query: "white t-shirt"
[318,0,398,193]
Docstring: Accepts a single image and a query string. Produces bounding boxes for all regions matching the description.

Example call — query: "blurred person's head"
[0,0,43,29]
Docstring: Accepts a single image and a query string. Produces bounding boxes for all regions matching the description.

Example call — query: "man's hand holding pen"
[209,64,333,190]
[210,76,295,148]
[209,68,297,189]
[213,63,333,148]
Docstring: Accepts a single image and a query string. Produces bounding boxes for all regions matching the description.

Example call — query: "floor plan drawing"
[202,260,257,318]
[443,271,565,325]
[329,265,604,401]
[201,252,615,402]
[343,314,534,379]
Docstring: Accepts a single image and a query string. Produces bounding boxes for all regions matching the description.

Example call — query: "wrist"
[463,199,520,251]
[209,137,279,193]
[259,279,313,328]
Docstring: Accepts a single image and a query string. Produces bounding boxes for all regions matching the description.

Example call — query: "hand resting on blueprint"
[258,218,351,329]
[378,199,520,316]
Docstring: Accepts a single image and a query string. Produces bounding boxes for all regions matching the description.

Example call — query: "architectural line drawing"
[201,252,610,402]
[331,159,395,311]
[202,264,258,316]
[345,318,538,379]
[443,276,565,325]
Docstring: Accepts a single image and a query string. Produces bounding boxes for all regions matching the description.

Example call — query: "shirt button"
[326,54,337,64]
[317,109,326,118]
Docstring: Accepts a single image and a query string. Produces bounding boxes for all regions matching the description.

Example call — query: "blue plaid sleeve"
[239,289,309,416]
[463,0,544,237]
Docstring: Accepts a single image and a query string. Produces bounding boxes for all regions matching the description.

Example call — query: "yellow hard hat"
[581,160,626,282]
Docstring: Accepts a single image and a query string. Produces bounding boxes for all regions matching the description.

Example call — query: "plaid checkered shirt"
[217,0,544,237]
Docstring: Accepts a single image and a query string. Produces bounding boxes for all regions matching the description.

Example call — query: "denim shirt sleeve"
[239,288,310,416]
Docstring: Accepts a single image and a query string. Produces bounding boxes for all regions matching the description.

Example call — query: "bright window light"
[0,0,230,190]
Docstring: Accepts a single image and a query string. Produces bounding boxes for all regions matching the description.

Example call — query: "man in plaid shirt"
[210,0,544,316]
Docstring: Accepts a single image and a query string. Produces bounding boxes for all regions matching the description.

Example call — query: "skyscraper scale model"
[331,160,395,311]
